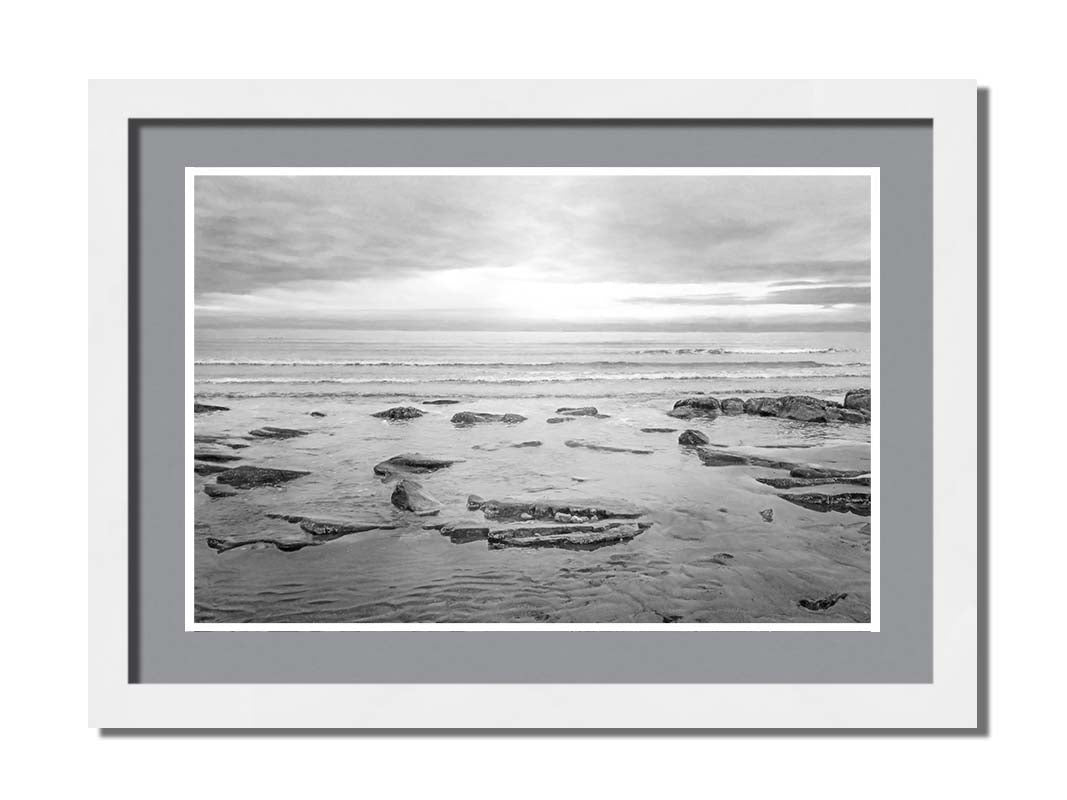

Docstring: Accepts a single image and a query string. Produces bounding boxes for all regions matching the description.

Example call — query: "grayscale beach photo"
[192,172,874,626]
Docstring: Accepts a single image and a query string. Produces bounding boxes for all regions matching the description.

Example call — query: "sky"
[194,174,871,331]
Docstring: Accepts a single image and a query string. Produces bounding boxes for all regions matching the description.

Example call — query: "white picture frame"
[89,79,977,729]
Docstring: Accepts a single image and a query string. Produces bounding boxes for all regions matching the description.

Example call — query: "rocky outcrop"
[667,397,721,419]
[778,492,871,516]
[299,518,397,536]
[451,411,527,425]
[373,453,462,477]
[775,395,833,422]
[564,440,653,455]
[249,426,309,439]
[213,465,311,489]
[488,521,650,550]
[203,484,238,498]
[194,402,229,413]
[720,397,744,415]
[678,429,710,446]
[390,478,442,515]
[207,517,395,553]
[798,592,848,611]
[371,406,425,420]
[695,448,796,470]
[479,497,643,522]
[844,389,871,412]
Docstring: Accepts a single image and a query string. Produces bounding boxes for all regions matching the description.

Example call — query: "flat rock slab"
[546,417,576,424]
[640,427,677,433]
[207,519,395,553]
[195,462,231,476]
[564,440,652,455]
[203,484,238,498]
[451,411,527,425]
[373,453,462,477]
[194,402,229,413]
[214,465,311,489]
[695,448,797,470]
[757,475,871,489]
[554,406,609,418]
[778,492,871,516]
[371,406,426,420]
[193,450,243,463]
[249,426,309,439]
[789,465,869,480]
[480,497,643,522]
[489,521,649,550]
[472,441,542,451]
[421,399,461,405]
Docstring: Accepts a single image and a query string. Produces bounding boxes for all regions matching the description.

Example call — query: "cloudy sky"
[195,174,871,331]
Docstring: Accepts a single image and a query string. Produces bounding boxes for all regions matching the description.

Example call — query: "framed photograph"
[89,80,978,728]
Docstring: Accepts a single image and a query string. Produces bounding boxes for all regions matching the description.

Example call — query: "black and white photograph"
[189,168,877,628]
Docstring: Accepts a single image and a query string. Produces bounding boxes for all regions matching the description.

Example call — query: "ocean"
[194,329,872,625]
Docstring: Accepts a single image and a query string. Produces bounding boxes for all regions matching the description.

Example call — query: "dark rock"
[667,396,721,419]
[467,494,485,510]
[203,484,238,498]
[756,475,871,489]
[309,411,327,417]
[249,426,309,439]
[564,440,653,455]
[546,417,575,424]
[789,465,869,479]
[373,453,461,477]
[472,441,542,451]
[798,592,848,612]
[194,462,231,476]
[694,449,751,467]
[720,397,744,415]
[480,497,643,522]
[265,512,308,523]
[371,406,425,420]
[837,408,868,424]
[760,508,774,522]
[299,518,396,536]
[488,521,650,550]
[555,406,600,416]
[743,397,781,416]
[390,478,442,516]
[678,429,710,446]
[776,395,832,422]
[214,465,311,489]
[844,389,871,412]
[193,450,243,463]
[778,492,872,516]
[194,402,229,413]
[451,411,527,425]
[640,427,677,433]
[709,552,734,565]
[438,519,492,543]
[421,399,461,405]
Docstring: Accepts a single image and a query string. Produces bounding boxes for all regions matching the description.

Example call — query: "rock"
[207,518,395,553]
[467,494,485,510]
[390,478,442,515]
[667,397,721,419]
[709,552,734,565]
[248,426,309,439]
[371,406,426,420]
[837,408,868,424]
[451,411,527,425]
[265,512,308,523]
[472,441,542,451]
[564,440,653,455]
[743,397,781,416]
[488,521,649,550]
[844,389,871,412]
[789,465,869,479]
[720,397,744,415]
[194,462,231,475]
[480,497,643,522]
[641,427,677,433]
[373,453,461,477]
[778,492,872,516]
[193,450,243,463]
[694,449,751,467]
[203,484,238,498]
[421,399,461,405]
[760,508,774,522]
[520,513,533,520]
[678,429,710,446]
[776,395,832,422]
[756,475,871,489]
[299,518,396,536]
[214,465,311,489]
[555,406,602,417]
[798,592,848,612]
[546,417,575,424]
[438,520,492,543]
[553,512,573,523]
[194,402,229,413]
[309,411,327,417]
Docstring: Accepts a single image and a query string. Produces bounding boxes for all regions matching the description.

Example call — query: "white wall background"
[4,1,1060,797]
